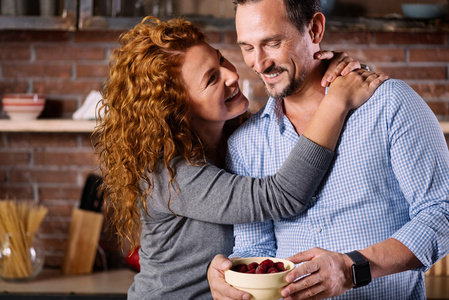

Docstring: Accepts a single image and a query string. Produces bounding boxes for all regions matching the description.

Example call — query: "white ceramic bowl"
[224,257,295,300]
[2,94,46,120]
[401,3,447,19]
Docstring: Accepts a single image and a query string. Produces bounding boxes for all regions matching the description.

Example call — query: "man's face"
[235,0,314,99]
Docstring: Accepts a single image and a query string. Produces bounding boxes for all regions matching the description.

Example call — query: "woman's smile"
[225,88,241,102]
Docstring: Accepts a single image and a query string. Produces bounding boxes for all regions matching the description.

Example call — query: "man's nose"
[253,50,270,74]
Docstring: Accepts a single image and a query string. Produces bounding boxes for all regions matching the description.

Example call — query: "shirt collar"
[261,96,286,133]
[260,87,330,135]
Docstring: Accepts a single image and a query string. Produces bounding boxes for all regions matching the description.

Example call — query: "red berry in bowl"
[233,264,248,273]
[248,262,259,270]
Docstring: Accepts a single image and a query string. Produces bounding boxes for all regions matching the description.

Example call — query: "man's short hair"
[233,0,322,34]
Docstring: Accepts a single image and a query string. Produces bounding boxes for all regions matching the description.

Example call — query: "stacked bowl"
[2,94,46,120]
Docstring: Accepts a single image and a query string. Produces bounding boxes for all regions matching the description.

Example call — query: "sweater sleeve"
[147,135,333,224]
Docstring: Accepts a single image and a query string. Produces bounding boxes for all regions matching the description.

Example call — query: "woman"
[94,17,387,299]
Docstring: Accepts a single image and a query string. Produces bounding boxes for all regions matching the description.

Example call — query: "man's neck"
[282,62,327,135]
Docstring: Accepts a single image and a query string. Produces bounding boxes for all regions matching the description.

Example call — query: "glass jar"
[0,232,44,281]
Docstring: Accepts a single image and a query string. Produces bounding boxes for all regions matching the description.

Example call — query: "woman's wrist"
[320,94,351,116]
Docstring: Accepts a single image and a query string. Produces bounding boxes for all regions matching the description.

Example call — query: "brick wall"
[1,27,448,268]
[322,30,449,116]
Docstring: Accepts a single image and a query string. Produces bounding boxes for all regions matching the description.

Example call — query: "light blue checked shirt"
[226,79,449,299]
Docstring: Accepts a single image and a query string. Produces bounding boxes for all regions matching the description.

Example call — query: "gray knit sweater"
[127,135,334,299]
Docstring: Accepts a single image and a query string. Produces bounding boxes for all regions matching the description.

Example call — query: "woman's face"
[181,42,249,129]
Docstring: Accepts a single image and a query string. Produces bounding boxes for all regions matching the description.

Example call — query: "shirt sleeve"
[148,135,333,225]
[225,132,278,258]
[387,80,449,270]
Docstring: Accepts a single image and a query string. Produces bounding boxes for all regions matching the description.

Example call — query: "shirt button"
[316,228,322,233]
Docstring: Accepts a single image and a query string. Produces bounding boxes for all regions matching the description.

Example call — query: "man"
[207,0,449,299]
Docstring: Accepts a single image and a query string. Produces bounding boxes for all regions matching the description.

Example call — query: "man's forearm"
[357,238,423,280]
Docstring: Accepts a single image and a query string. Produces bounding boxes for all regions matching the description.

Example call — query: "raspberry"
[247,262,259,270]
[256,264,268,274]
[233,264,248,273]
[232,259,286,274]
[274,262,285,271]
[260,259,274,268]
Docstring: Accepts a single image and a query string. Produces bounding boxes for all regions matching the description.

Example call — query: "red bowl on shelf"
[2,94,46,121]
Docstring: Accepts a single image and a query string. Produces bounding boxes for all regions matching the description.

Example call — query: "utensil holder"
[62,208,103,275]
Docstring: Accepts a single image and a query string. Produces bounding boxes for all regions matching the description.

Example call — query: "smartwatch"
[345,250,371,288]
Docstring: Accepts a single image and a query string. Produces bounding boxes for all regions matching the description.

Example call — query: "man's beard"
[259,67,307,99]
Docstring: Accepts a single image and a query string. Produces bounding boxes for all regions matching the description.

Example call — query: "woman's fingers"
[315,51,362,87]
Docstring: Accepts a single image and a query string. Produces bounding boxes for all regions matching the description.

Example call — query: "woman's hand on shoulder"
[314,50,362,87]
[325,68,389,111]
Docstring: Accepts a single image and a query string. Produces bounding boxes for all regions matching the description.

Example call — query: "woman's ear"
[309,12,326,44]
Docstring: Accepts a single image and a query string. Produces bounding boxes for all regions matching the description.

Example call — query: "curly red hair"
[94,17,208,249]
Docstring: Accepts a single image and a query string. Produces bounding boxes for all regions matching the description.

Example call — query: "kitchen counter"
[0,268,135,299]
[0,269,448,299]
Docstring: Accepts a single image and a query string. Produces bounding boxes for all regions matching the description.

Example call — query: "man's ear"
[309,12,326,44]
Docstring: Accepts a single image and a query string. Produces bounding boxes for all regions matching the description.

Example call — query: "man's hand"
[281,248,354,300]
[207,254,251,300]
[314,51,362,87]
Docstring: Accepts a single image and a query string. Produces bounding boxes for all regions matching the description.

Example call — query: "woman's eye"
[219,55,225,65]
[207,75,216,86]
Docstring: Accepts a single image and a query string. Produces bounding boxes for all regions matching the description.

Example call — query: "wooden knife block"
[62,208,104,275]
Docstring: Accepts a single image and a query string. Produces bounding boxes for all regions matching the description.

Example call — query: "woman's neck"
[206,136,227,168]
[192,121,227,168]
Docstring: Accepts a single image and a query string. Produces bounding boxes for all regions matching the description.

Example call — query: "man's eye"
[269,42,281,48]
[219,55,225,64]
[239,45,253,53]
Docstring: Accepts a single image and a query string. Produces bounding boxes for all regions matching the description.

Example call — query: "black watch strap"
[346,250,367,265]
[345,250,372,288]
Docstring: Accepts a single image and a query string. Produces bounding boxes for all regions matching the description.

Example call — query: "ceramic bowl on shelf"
[1,94,46,121]
[224,257,295,300]
[321,0,335,16]
[401,3,448,19]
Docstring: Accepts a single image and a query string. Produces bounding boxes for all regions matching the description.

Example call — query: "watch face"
[352,262,371,288]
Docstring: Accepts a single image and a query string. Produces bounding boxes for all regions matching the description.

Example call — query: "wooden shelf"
[0,1,77,31]
[0,119,97,133]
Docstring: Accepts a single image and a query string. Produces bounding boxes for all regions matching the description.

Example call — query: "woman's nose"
[224,68,239,86]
